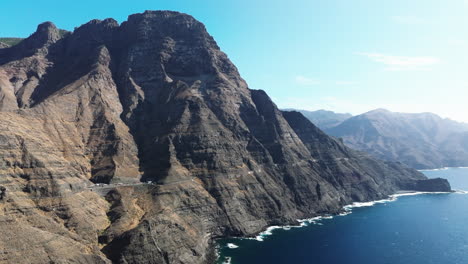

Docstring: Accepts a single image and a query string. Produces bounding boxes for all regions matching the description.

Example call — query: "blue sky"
[2,0,467,122]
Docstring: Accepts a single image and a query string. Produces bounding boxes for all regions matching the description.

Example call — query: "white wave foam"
[343,197,395,210]
[222,256,232,264]
[341,191,451,212]
[254,226,282,241]
[418,167,449,172]
[226,243,239,249]
[251,215,340,241]
[298,215,333,225]
[454,190,468,194]
[418,166,468,172]
[393,191,450,197]
[338,211,351,216]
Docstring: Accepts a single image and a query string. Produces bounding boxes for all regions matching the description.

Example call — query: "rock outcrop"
[402,178,452,192]
[0,11,451,264]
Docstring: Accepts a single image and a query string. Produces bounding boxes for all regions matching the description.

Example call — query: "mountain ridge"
[325,109,468,169]
[282,108,352,130]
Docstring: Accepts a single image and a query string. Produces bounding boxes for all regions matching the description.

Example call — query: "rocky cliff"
[0,11,450,264]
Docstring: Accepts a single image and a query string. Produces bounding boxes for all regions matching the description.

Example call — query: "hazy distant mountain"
[283,109,352,129]
[325,109,468,169]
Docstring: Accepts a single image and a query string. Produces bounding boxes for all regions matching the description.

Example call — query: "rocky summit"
[0,11,450,264]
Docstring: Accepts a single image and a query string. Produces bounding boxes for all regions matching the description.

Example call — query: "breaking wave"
[419,166,468,172]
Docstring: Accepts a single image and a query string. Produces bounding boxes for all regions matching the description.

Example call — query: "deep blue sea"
[217,167,468,264]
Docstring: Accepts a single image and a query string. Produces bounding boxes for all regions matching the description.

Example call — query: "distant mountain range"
[283,109,352,129]
[289,108,468,169]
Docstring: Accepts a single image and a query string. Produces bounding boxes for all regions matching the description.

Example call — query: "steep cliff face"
[0,11,450,264]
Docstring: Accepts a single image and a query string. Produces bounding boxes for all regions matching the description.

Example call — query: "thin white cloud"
[356,52,440,71]
[294,75,320,86]
[391,16,426,25]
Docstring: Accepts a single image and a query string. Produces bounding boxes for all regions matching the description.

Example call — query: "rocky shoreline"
[215,187,455,263]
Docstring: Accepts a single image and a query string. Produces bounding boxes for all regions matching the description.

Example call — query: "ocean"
[217,167,468,264]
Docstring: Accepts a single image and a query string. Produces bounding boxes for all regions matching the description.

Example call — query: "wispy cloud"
[391,16,426,25]
[356,52,440,71]
[294,75,320,86]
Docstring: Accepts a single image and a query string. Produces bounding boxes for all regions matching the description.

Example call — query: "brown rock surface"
[0,11,450,264]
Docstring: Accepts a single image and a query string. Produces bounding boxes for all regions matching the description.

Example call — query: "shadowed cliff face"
[0,11,450,264]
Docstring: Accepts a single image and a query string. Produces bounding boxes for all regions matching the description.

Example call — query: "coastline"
[252,191,454,242]
[217,190,459,263]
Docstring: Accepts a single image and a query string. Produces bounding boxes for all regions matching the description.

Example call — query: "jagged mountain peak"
[27,21,61,47]
[37,21,57,31]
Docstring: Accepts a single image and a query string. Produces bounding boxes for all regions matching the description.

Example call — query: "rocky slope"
[325,109,468,169]
[0,11,450,264]
[284,108,352,129]
[0,38,24,48]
